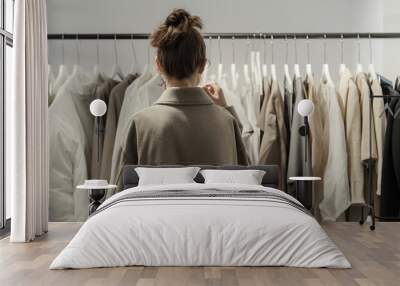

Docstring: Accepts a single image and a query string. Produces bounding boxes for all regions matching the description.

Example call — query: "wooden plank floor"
[1,222,400,286]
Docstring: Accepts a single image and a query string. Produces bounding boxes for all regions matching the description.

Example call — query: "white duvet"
[50,183,351,269]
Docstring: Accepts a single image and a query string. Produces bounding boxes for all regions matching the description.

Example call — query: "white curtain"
[8,0,49,242]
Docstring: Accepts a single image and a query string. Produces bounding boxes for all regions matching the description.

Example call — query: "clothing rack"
[48,32,400,40]
[48,32,400,229]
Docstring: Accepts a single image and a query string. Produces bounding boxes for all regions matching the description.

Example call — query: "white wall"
[382,0,400,81]
[47,0,385,82]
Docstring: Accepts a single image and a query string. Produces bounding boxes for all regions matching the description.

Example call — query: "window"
[0,0,14,233]
[5,0,13,33]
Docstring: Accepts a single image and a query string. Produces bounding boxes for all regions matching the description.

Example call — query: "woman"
[112,9,248,188]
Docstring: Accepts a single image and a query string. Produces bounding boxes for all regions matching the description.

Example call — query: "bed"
[50,165,350,269]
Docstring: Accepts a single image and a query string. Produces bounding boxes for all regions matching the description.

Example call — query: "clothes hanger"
[51,34,71,97]
[48,64,56,98]
[356,34,363,74]
[71,35,80,75]
[368,34,377,81]
[251,33,263,94]
[249,34,257,85]
[380,91,394,118]
[305,35,313,78]
[262,34,268,78]
[254,34,263,95]
[293,35,301,79]
[93,34,100,76]
[243,37,251,85]
[321,34,333,86]
[379,75,396,118]
[379,82,394,118]
[111,35,124,80]
[55,34,69,80]
[201,36,213,84]
[270,35,277,81]
[230,36,239,90]
[140,40,151,76]
[217,35,224,83]
[129,34,138,74]
[283,35,291,82]
[339,34,346,76]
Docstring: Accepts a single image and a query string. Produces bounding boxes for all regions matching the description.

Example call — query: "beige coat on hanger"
[356,73,378,162]
[338,69,364,204]
[258,80,288,190]
[318,79,350,221]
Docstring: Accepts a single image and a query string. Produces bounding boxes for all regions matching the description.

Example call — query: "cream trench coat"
[318,79,351,221]
[338,69,364,204]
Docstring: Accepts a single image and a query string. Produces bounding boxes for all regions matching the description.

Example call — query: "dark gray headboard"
[123,165,280,190]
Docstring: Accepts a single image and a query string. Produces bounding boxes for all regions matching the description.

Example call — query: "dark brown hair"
[150,9,206,80]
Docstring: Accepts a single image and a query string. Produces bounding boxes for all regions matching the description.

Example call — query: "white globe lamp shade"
[297,99,314,117]
[90,99,107,117]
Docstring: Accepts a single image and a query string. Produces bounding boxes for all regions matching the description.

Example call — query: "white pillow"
[200,169,266,185]
[135,167,200,186]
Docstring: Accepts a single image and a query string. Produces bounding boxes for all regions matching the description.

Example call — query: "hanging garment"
[240,80,260,164]
[114,71,153,144]
[100,73,139,180]
[287,77,312,206]
[369,77,387,195]
[49,68,103,222]
[303,73,326,220]
[338,68,364,204]
[110,87,248,193]
[318,79,350,221]
[257,76,272,132]
[48,65,56,106]
[110,71,154,181]
[258,79,288,190]
[220,77,248,131]
[110,74,164,185]
[283,76,294,143]
[380,95,400,218]
[220,78,252,163]
[356,73,378,162]
[90,78,120,179]
[304,74,326,179]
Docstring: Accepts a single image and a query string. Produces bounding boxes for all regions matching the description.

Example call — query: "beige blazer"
[338,69,364,204]
[258,80,287,189]
[100,74,138,180]
[110,87,248,192]
[356,73,378,162]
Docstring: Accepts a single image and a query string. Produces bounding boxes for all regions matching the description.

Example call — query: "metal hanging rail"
[47,32,400,40]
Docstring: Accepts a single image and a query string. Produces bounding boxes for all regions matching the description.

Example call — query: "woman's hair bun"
[165,9,202,31]
[150,9,203,48]
[150,9,206,80]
